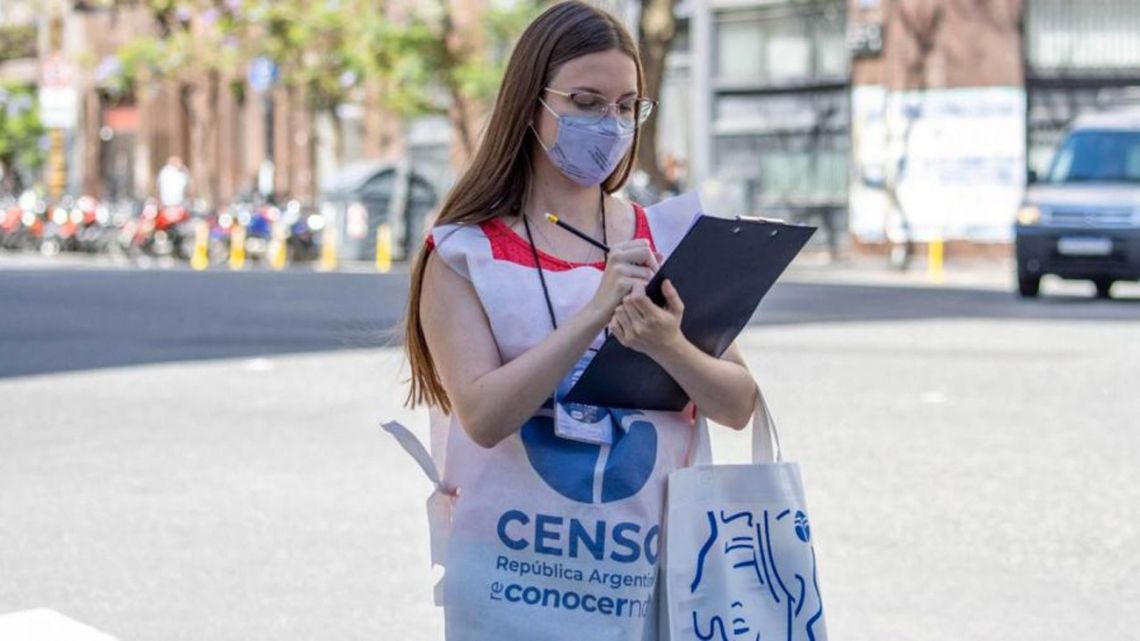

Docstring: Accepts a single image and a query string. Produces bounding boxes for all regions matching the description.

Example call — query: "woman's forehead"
[550,49,637,97]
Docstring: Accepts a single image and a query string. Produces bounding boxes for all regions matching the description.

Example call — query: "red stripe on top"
[479,202,656,272]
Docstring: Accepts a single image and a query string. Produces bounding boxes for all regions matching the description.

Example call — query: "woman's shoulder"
[424,220,496,280]
[425,218,492,251]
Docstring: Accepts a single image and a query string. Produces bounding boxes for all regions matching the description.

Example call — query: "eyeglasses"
[543,87,657,130]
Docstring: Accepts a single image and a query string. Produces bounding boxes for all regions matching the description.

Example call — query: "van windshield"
[1046,130,1140,184]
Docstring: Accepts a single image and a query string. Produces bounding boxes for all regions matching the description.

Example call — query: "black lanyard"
[521,190,608,333]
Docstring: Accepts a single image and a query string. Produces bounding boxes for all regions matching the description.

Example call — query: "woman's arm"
[649,339,757,430]
[420,240,658,448]
[610,279,758,430]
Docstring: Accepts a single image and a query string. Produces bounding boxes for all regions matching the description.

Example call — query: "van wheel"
[1094,279,1114,299]
[1017,271,1040,298]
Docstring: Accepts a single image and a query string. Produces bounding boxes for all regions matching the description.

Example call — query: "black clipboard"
[561,214,816,411]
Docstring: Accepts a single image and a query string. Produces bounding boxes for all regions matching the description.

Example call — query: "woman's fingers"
[644,249,661,272]
[618,276,647,296]
[662,279,685,314]
[611,306,632,341]
[623,296,648,321]
[610,241,654,267]
[627,293,656,318]
[611,319,627,344]
[612,238,651,253]
[616,263,655,281]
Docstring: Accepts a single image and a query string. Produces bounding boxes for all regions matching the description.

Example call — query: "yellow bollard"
[928,236,945,284]
[269,221,288,271]
[375,223,392,273]
[190,219,210,271]
[320,226,338,272]
[229,223,247,271]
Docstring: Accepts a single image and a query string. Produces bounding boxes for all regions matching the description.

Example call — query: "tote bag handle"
[686,385,783,466]
[752,386,783,464]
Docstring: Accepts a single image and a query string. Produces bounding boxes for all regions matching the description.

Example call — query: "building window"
[1028,0,1140,71]
[714,2,846,87]
[715,91,848,134]
[714,131,848,208]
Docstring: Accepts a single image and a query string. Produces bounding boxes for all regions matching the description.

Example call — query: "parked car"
[1016,110,1140,298]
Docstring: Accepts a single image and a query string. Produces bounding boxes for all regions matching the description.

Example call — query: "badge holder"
[554,348,615,445]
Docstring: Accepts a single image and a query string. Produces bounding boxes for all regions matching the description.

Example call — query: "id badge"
[554,349,614,445]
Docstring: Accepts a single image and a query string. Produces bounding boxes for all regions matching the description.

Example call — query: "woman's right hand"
[588,239,662,320]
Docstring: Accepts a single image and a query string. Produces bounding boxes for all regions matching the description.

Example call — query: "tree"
[112,1,248,204]
[0,84,46,195]
[111,0,541,197]
[357,0,541,159]
[882,0,944,270]
[239,0,372,198]
[879,0,1021,269]
[636,0,678,192]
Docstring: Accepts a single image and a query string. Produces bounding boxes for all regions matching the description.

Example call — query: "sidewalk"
[784,248,1015,291]
[0,250,419,276]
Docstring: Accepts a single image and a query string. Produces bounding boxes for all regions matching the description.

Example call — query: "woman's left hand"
[610,279,686,360]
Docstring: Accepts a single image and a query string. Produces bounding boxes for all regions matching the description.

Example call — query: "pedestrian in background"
[157,156,190,208]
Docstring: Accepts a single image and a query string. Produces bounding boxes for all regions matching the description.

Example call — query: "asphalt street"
[1,264,1137,378]
[1,265,1138,641]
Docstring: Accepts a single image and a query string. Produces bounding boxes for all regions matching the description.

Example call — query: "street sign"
[40,54,76,87]
[38,86,78,129]
[849,22,884,59]
[39,53,78,129]
[248,56,278,93]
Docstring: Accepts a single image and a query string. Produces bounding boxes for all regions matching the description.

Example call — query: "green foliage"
[246,0,370,111]
[357,1,543,118]
[0,24,37,63]
[112,0,541,119]
[0,84,46,186]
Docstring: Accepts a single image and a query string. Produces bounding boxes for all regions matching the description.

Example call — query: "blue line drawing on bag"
[805,547,824,641]
[688,509,825,640]
[691,601,753,640]
[690,609,728,640]
[690,511,718,592]
[520,408,657,504]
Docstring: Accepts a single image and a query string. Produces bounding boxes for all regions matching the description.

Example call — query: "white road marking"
[0,609,118,641]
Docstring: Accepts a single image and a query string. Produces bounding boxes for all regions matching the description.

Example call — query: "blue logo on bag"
[794,511,811,543]
[520,408,657,504]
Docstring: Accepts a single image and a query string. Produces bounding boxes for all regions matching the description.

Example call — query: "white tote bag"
[660,390,828,641]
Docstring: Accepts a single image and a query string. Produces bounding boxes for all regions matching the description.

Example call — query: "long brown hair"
[402,0,646,413]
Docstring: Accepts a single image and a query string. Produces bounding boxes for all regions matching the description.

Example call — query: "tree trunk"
[449,88,476,161]
[882,0,944,270]
[636,0,677,191]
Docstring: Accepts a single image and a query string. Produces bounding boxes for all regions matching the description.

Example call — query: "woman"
[402,2,759,638]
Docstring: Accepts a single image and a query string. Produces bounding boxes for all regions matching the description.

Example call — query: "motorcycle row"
[0,192,324,267]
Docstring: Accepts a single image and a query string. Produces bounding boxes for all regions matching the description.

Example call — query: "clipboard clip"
[735,214,786,224]
[734,214,786,236]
